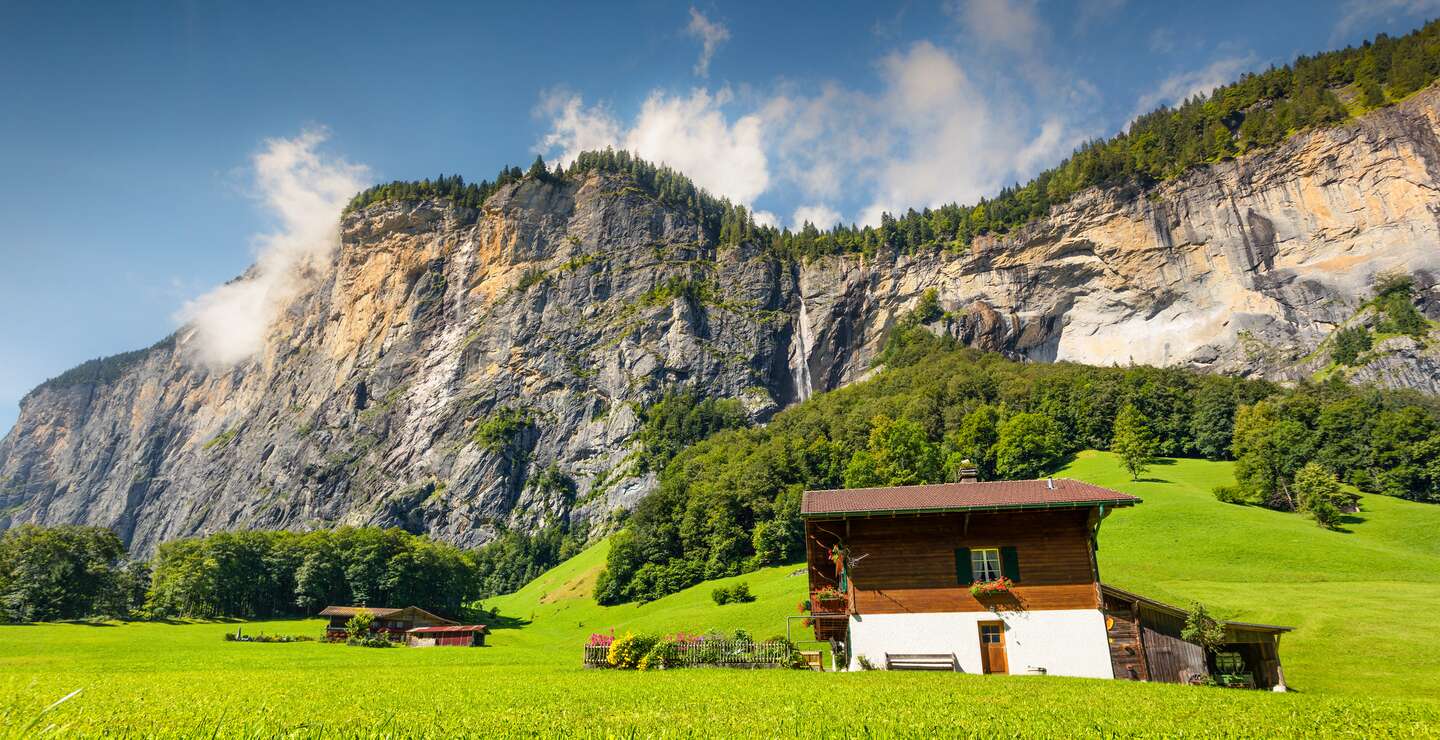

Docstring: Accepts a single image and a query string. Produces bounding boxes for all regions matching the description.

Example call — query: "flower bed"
[582,629,801,670]
[970,577,1015,598]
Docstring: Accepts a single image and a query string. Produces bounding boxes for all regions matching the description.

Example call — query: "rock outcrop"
[4,88,1440,554]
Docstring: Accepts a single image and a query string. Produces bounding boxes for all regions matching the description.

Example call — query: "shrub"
[222,631,313,643]
[857,654,878,671]
[1294,462,1348,529]
[1330,326,1372,366]
[711,582,756,605]
[346,636,395,648]
[637,639,680,671]
[1212,485,1250,505]
[1181,602,1225,655]
[344,610,375,641]
[607,632,660,669]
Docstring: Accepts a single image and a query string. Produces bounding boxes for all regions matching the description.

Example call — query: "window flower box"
[970,576,1015,598]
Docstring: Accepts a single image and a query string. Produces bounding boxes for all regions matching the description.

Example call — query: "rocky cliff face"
[4,89,1440,554]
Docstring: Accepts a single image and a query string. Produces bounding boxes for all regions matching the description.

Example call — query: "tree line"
[595,320,1440,604]
[0,525,489,623]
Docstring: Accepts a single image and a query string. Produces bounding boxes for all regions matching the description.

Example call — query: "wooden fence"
[583,639,796,669]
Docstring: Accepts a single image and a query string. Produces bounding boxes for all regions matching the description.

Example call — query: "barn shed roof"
[1101,584,1293,633]
[801,478,1140,517]
[407,625,489,634]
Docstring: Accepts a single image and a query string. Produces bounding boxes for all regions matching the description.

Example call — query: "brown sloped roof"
[317,606,457,625]
[801,478,1140,517]
[319,606,403,618]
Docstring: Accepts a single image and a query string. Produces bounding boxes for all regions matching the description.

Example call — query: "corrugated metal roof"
[801,478,1140,517]
[407,625,488,634]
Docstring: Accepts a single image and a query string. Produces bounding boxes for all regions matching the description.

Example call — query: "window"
[979,623,1003,644]
[971,548,1002,582]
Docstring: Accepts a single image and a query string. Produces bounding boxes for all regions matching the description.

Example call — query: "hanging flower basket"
[970,577,1014,598]
[804,587,847,615]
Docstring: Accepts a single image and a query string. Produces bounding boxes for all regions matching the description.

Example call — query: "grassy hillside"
[1066,452,1440,699]
[488,452,1440,699]
[4,453,1440,736]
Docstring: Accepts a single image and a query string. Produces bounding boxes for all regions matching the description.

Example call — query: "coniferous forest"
[340,21,1440,261]
[594,328,1440,605]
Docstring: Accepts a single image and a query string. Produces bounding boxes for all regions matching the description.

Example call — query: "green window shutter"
[955,547,973,585]
[1001,546,1021,583]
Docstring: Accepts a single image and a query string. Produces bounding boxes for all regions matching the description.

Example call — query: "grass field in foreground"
[3,452,1439,737]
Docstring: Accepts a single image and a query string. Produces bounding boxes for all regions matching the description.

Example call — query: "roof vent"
[956,460,979,483]
[1046,477,1054,490]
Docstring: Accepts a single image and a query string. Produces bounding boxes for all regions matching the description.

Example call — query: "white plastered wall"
[847,609,1113,678]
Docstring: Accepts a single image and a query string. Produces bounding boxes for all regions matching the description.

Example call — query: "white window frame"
[971,547,1002,582]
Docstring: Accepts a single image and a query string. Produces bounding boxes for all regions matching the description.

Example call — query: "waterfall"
[791,295,815,402]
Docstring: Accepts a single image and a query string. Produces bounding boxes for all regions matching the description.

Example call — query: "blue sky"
[2,0,1437,434]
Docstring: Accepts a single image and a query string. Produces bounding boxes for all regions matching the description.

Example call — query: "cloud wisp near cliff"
[176,130,369,366]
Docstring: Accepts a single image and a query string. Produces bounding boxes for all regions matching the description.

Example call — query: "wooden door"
[978,621,1008,675]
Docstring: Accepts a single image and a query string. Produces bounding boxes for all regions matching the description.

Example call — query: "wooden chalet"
[407,624,489,647]
[801,472,1292,686]
[318,605,456,641]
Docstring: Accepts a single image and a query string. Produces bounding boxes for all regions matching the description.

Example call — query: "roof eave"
[801,498,1141,519]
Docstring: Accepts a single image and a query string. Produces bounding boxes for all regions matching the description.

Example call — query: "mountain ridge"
[3,85,1440,554]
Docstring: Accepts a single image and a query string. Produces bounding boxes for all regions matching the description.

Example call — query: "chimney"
[956,459,978,483]
[1046,477,1054,490]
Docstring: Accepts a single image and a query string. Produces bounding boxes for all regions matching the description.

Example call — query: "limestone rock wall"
[4,88,1439,554]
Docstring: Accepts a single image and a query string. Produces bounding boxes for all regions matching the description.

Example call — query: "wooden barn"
[318,605,456,641]
[407,625,489,647]
[1101,585,1291,690]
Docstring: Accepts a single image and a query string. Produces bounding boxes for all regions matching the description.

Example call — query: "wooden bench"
[885,653,958,671]
[799,651,824,671]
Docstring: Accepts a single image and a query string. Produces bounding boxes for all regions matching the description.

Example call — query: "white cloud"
[538,36,1095,229]
[857,42,1083,225]
[1129,55,1256,125]
[1148,28,1176,54]
[792,204,842,229]
[535,89,624,168]
[685,7,730,78]
[538,88,770,204]
[949,0,1043,54]
[177,129,369,366]
[751,209,780,228]
[1334,0,1440,39]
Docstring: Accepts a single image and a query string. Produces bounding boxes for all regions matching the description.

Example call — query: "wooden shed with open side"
[1101,585,1292,690]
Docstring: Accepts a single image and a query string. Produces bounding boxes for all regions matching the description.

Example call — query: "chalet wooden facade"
[801,475,1292,686]
[318,605,456,641]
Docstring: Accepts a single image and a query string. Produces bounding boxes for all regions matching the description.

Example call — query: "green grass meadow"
[3,453,1439,737]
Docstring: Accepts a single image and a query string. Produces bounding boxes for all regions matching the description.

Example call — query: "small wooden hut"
[407,625,489,647]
